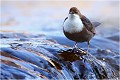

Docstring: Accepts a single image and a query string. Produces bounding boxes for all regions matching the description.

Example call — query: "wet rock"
[57,49,118,79]
[0,33,119,79]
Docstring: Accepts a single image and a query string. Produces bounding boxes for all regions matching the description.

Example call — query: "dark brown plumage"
[63,7,100,52]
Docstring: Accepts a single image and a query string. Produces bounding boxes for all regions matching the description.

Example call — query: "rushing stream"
[0,33,119,79]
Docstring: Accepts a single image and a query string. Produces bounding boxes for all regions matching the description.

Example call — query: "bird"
[63,7,100,53]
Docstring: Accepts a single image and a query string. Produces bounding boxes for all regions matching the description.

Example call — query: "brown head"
[69,7,82,17]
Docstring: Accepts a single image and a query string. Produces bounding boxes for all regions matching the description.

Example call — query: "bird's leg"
[72,42,83,53]
[86,41,90,53]
[74,42,78,49]
[70,42,78,53]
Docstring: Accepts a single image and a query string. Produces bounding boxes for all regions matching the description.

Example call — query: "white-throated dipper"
[63,7,100,53]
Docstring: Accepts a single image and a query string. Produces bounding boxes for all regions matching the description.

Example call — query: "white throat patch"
[63,14,83,33]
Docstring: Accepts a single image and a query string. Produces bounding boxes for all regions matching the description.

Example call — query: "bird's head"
[68,7,82,19]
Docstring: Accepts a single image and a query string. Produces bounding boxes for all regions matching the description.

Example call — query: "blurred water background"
[1,1,119,38]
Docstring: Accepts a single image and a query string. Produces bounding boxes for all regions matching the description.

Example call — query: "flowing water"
[0,33,119,79]
[0,1,119,79]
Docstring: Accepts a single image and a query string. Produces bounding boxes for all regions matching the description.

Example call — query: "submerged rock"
[57,49,118,79]
[0,33,119,79]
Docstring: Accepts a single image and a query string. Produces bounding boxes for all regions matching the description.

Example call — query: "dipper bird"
[63,7,100,53]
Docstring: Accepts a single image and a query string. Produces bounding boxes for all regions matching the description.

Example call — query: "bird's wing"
[64,17,68,22]
[80,15,96,34]
[63,17,68,30]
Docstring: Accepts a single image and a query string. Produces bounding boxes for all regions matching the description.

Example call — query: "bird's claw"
[70,47,87,55]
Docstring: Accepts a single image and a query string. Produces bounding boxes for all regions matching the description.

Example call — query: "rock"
[0,33,119,79]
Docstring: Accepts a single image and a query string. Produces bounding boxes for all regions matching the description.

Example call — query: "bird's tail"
[92,22,101,28]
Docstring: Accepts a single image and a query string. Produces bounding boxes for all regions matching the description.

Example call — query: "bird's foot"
[70,47,80,53]
[84,49,89,54]
[70,47,87,55]
[70,48,77,53]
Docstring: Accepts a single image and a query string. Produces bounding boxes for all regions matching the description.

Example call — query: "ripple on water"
[0,34,119,79]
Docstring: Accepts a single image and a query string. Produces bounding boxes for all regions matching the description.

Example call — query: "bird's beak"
[69,12,73,14]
